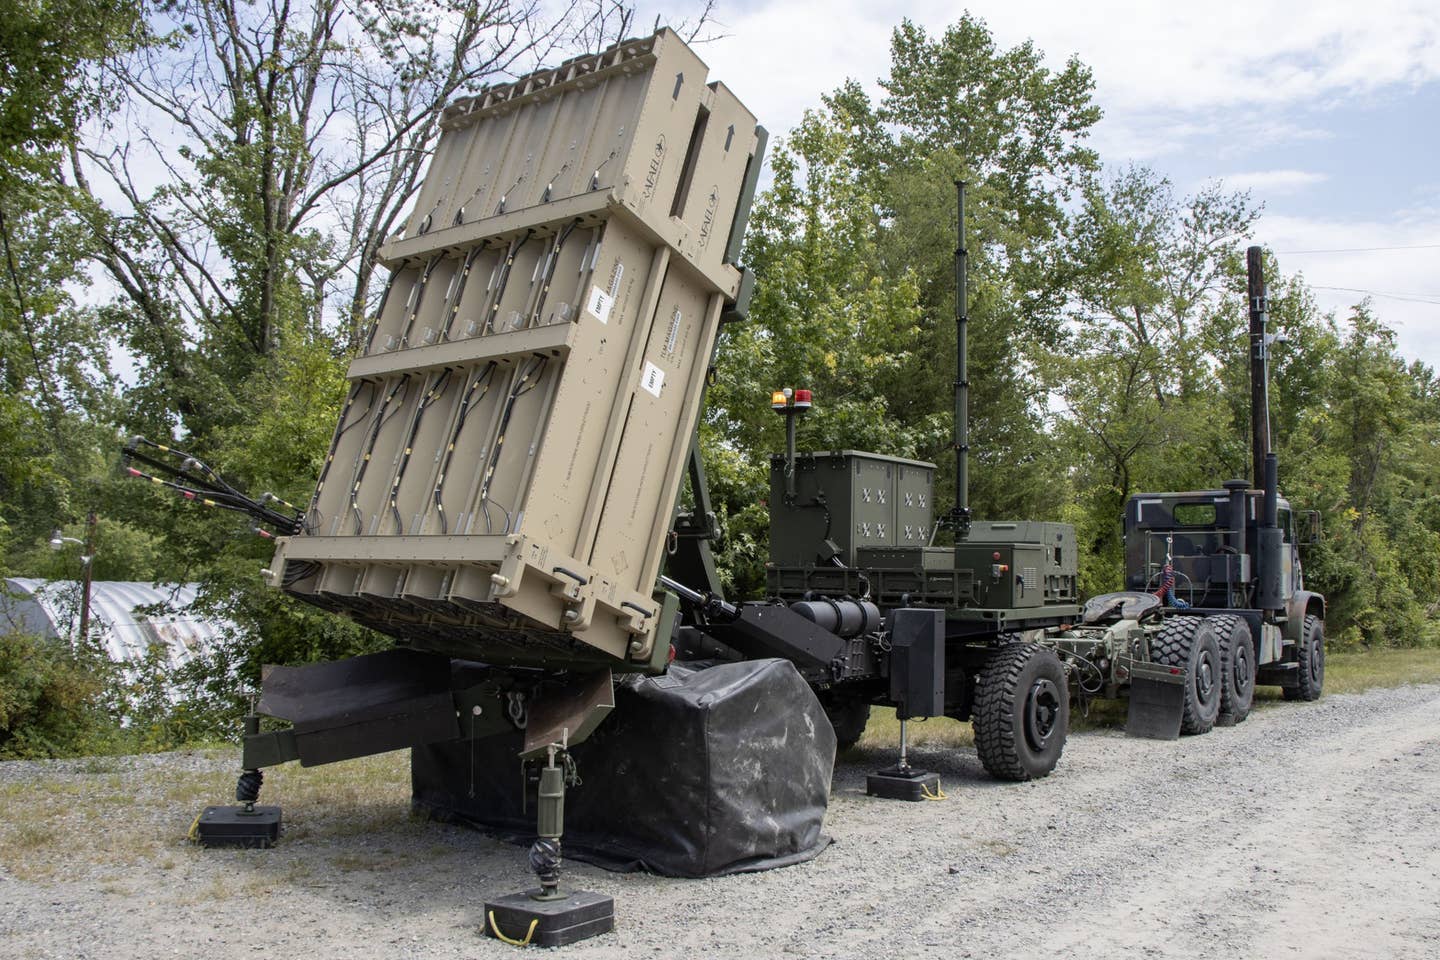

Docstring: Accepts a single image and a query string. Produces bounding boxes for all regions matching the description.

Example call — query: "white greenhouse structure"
[0,578,231,671]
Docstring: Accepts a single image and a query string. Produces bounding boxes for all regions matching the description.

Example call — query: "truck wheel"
[822,696,871,751]
[973,642,1068,781]
[1149,617,1222,735]
[1283,615,1325,702]
[1208,614,1256,723]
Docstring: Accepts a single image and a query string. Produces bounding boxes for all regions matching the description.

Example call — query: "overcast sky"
[653,0,1440,368]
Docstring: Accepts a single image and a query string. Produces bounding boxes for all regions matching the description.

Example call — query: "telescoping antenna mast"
[953,180,971,543]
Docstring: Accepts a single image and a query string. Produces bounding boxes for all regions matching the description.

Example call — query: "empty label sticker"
[641,361,665,398]
[586,286,614,324]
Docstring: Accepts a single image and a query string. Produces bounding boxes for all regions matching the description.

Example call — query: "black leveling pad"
[866,766,942,802]
[194,805,281,848]
[483,890,615,947]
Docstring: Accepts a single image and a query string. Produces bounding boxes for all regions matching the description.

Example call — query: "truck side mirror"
[1303,511,1321,545]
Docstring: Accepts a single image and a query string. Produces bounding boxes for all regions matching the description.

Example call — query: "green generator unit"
[768,451,936,567]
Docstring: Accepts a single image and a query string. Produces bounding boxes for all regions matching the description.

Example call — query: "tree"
[707,15,1105,591]
[833,16,1103,520]
[0,0,151,567]
[703,107,927,594]
[66,0,600,438]
[1051,166,1261,589]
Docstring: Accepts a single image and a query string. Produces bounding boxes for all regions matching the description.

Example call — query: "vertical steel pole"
[78,510,97,648]
[784,405,798,504]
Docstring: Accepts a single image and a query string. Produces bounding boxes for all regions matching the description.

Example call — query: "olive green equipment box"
[766,451,1077,616]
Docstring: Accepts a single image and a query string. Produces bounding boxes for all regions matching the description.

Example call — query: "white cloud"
[1260,212,1440,367]
[1218,170,1330,196]
[974,1,1440,112]
[673,0,1440,368]
[685,0,1440,138]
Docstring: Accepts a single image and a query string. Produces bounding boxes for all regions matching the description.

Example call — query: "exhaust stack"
[1248,247,1284,612]
[1247,245,1271,491]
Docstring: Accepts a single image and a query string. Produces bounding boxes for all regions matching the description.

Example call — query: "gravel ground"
[2,682,1438,959]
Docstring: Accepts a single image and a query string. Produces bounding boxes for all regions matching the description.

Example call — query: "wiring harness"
[121,435,306,541]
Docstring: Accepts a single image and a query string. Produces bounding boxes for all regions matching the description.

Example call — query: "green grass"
[857,706,974,752]
[0,750,413,881]
[1260,646,1440,699]
[850,646,1440,751]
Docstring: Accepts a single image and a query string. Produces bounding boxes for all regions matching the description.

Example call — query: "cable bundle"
[120,436,305,539]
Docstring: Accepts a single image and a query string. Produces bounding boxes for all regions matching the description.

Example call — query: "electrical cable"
[1065,649,1107,695]
[526,220,580,328]
[347,376,411,534]
[121,438,304,535]
[432,362,499,534]
[396,256,442,349]
[475,355,548,534]
[387,367,455,534]
[363,276,397,353]
[1308,285,1440,306]
[1275,243,1440,254]
[308,380,378,531]
[439,246,486,342]
[483,231,532,336]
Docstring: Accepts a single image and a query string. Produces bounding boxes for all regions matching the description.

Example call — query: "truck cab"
[1123,488,1314,609]
[1122,483,1324,672]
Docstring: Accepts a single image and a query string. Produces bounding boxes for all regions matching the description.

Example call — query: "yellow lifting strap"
[487,910,540,947]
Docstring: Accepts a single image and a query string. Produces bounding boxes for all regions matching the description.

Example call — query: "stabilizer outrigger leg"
[192,708,282,848]
[866,609,946,801]
[483,735,615,947]
[866,715,944,802]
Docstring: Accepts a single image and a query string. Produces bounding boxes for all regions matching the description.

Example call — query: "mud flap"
[1125,660,1186,740]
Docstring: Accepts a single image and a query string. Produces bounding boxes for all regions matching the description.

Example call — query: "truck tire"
[1283,615,1325,702]
[1149,617,1222,735]
[973,642,1068,781]
[1208,614,1255,723]
[822,696,871,751]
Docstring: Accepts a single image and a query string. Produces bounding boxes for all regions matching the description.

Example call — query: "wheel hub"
[1196,651,1216,702]
[1025,678,1061,751]
[1234,646,1252,689]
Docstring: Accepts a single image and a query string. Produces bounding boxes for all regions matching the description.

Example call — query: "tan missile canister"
[267,29,765,671]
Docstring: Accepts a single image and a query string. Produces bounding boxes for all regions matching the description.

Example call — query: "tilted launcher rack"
[269,29,766,672]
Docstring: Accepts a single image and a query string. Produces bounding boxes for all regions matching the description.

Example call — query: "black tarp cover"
[412,658,836,878]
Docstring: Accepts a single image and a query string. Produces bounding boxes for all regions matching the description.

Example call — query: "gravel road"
[3,682,1438,959]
